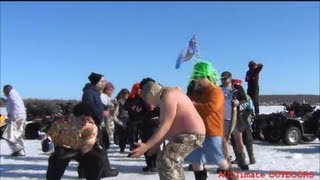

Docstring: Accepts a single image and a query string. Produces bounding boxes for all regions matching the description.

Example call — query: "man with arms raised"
[130,79,206,180]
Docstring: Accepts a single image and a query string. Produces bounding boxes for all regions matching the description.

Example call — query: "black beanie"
[88,72,103,85]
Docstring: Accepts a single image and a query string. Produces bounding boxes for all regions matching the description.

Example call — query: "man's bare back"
[160,87,205,138]
[130,81,205,158]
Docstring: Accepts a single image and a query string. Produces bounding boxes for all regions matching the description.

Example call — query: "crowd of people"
[0,60,263,180]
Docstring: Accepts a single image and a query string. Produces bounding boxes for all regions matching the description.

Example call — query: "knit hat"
[105,82,115,90]
[88,72,103,85]
[248,60,256,68]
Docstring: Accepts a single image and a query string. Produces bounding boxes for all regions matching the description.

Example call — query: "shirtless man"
[130,80,206,180]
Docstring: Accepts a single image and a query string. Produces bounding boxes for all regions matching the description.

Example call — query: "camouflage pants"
[158,133,205,180]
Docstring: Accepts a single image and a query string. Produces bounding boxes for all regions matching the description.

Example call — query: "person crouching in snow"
[46,102,108,180]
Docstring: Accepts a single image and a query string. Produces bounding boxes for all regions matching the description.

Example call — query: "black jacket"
[123,97,148,123]
[245,64,263,90]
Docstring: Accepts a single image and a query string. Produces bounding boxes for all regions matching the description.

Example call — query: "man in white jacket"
[1,85,27,156]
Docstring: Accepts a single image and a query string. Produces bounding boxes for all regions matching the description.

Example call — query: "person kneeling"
[46,102,110,180]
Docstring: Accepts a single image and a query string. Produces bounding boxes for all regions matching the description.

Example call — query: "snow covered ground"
[1,106,319,180]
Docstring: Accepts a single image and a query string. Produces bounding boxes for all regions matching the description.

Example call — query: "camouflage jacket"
[47,114,98,154]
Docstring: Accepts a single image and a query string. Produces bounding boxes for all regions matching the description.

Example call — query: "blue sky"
[1,2,319,100]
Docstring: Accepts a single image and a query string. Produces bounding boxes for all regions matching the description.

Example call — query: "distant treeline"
[0,98,80,119]
[259,95,320,105]
[1,95,319,107]
[24,98,79,112]
[0,95,319,118]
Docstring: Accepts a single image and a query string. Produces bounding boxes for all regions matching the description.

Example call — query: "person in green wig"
[185,61,237,180]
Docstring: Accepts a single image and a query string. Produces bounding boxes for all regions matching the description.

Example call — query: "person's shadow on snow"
[0,154,49,161]
[0,163,78,179]
[275,145,320,154]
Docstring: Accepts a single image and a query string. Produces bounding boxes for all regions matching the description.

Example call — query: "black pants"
[114,123,128,151]
[127,121,142,149]
[248,87,259,115]
[140,119,160,168]
[46,144,106,180]
[99,126,110,150]
[78,127,112,179]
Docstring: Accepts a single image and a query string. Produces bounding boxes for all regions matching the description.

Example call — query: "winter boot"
[231,150,240,164]
[244,128,256,164]
[143,165,157,173]
[142,166,151,172]
[245,141,256,164]
[194,169,208,180]
[149,165,158,173]
[102,168,119,177]
[249,154,256,164]
[237,153,249,170]
[231,158,238,165]
[150,159,158,172]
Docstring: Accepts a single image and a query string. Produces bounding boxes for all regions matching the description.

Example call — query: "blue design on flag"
[175,34,199,69]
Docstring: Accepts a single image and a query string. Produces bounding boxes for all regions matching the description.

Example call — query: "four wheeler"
[252,102,319,145]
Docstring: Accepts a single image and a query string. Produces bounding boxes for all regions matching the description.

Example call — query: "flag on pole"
[175,34,199,69]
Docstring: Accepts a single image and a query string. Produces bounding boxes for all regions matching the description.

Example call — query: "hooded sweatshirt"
[82,83,104,126]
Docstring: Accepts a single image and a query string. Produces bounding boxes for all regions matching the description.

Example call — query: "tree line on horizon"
[0,95,318,120]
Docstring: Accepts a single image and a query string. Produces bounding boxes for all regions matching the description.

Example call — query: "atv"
[282,109,319,145]
[252,102,319,145]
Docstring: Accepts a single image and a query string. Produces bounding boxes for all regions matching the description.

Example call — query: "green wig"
[190,60,220,83]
